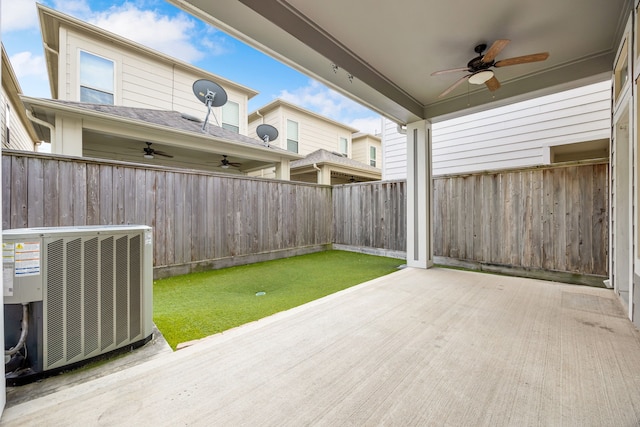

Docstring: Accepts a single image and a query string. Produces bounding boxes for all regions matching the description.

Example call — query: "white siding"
[382,118,407,180]
[249,104,353,156]
[382,80,612,178]
[62,29,252,135]
[1,86,35,151]
[352,135,381,167]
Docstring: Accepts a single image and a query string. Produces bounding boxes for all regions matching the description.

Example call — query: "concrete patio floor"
[2,267,640,426]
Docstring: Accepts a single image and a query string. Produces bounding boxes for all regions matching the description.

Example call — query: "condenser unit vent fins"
[43,232,145,371]
[115,236,129,346]
[130,234,142,339]
[84,237,99,355]
[47,239,65,368]
[100,236,114,351]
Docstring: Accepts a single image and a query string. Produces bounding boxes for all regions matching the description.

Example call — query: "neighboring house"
[289,149,382,185]
[248,99,382,184]
[1,45,39,151]
[382,79,611,179]
[351,132,382,168]
[30,4,300,177]
[21,98,300,175]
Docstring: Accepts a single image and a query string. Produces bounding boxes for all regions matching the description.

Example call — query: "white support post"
[317,165,331,185]
[406,120,433,269]
[275,159,291,180]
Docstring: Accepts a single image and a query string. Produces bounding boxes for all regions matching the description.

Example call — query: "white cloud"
[8,51,50,97]
[88,4,204,63]
[348,117,383,136]
[9,51,47,79]
[51,0,91,17]
[278,80,381,134]
[1,0,39,33]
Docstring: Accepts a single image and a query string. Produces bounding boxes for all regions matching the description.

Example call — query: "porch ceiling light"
[143,154,154,159]
[468,70,494,85]
[221,164,230,169]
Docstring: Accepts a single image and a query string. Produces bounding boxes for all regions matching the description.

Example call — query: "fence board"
[2,151,607,280]
[3,152,332,276]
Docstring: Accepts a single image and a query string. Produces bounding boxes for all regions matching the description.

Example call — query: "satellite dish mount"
[193,79,228,131]
[256,124,279,147]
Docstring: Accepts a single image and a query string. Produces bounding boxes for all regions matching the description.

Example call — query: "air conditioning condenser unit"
[2,225,153,384]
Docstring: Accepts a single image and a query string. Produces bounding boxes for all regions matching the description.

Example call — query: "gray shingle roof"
[291,149,380,172]
[44,100,284,150]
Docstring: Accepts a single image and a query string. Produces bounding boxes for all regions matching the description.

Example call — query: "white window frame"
[287,119,299,153]
[369,145,377,167]
[339,137,348,156]
[79,50,115,104]
[222,101,240,133]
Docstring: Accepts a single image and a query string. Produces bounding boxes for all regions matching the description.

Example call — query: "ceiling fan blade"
[494,52,549,67]
[485,76,501,91]
[438,75,470,98]
[431,67,469,76]
[482,39,510,63]
[153,151,174,158]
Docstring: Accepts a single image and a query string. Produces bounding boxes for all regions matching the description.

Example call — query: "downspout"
[313,162,322,185]
[255,110,264,124]
[26,109,55,147]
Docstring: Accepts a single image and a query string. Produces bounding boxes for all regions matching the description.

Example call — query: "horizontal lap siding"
[2,152,333,272]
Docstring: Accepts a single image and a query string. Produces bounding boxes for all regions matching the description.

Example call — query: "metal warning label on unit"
[14,241,41,276]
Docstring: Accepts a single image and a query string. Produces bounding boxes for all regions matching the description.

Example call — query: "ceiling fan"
[219,155,241,169]
[431,39,549,98]
[142,142,173,159]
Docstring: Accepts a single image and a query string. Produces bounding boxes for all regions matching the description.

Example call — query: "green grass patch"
[153,250,402,349]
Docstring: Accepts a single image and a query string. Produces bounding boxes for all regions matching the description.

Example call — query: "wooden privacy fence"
[333,161,609,283]
[333,181,406,253]
[433,161,608,278]
[2,151,333,277]
[2,151,609,282]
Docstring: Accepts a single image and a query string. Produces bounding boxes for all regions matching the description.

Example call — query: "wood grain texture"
[3,152,332,274]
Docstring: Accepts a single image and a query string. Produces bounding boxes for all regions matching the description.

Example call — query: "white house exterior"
[248,99,381,184]
[1,45,38,152]
[38,3,258,151]
[383,80,611,179]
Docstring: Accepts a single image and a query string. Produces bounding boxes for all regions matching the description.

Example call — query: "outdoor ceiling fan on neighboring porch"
[142,142,173,159]
[218,155,241,169]
[431,39,549,98]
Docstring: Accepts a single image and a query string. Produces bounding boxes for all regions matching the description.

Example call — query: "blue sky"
[1,0,382,134]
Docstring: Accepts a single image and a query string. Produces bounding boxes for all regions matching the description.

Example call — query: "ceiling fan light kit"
[468,70,494,85]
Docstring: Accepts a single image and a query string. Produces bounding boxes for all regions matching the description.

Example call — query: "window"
[370,146,377,167]
[79,51,114,104]
[339,137,348,155]
[287,119,299,153]
[222,101,240,133]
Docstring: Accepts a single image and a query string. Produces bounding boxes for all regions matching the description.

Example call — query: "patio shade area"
[3,267,640,425]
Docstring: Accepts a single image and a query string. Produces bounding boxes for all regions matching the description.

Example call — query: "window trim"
[287,119,299,153]
[222,100,240,133]
[79,49,115,104]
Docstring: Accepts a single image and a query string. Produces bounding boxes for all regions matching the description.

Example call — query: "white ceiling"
[170,0,631,123]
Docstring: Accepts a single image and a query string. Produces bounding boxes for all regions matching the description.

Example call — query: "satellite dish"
[193,79,228,130]
[256,124,279,147]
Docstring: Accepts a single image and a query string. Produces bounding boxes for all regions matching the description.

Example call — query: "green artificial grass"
[153,250,402,349]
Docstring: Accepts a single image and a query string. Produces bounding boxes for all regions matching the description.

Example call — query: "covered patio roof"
[21,97,301,174]
[168,0,629,123]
